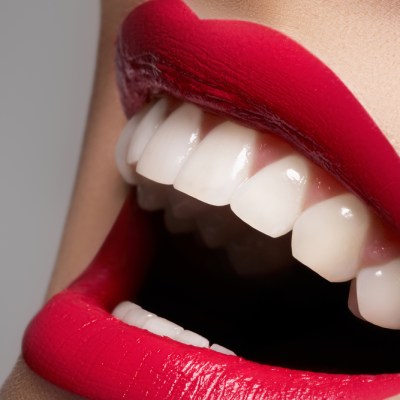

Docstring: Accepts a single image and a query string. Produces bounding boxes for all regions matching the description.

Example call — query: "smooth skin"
[1,0,399,398]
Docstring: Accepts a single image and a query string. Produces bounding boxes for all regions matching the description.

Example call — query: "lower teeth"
[112,301,235,356]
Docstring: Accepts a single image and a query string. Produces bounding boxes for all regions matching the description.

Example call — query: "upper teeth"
[115,97,400,331]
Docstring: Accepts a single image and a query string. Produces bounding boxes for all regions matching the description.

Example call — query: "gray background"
[0,1,100,384]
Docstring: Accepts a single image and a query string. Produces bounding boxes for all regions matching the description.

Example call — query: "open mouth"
[22,0,400,399]
[114,96,400,375]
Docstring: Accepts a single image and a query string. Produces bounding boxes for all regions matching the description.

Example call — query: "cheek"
[183,0,400,154]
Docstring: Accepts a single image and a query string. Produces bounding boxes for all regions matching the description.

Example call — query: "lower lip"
[22,193,400,400]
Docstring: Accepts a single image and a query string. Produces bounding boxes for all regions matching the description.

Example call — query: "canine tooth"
[136,178,170,211]
[356,259,400,329]
[115,106,149,184]
[231,154,309,238]
[176,330,209,348]
[136,103,202,184]
[210,344,236,356]
[127,98,169,166]
[142,316,184,339]
[292,193,370,282]
[174,121,257,206]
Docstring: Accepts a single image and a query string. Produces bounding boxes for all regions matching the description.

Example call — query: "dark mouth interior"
[136,210,400,375]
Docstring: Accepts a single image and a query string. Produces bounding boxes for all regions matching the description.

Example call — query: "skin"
[1,0,399,398]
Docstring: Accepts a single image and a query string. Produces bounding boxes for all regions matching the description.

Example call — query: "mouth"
[22,0,400,399]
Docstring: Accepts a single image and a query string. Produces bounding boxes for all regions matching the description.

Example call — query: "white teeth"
[136,103,203,184]
[112,301,139,320]
[291,193,370,282]
[142,316,184,339]
[174,121,257,206]
[115,106,150,184]
[127,98,169,166]
[356,259,400,329]
[231,154,309,238]
[112,302,235,353]
[116,100,400,332]
[123,305,156,328]
[210,344,236,356]
[175,330,209,348]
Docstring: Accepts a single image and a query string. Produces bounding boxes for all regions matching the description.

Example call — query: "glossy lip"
[23,193,400,399]
[22,0,400,399]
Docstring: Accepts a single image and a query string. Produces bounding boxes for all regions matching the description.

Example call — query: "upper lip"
[22,0,400,399]
[117,0,400,232]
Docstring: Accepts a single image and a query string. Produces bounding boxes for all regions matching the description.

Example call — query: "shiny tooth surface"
[356,259,400,329]
[127,98,169,166]
[231,154,309,238]
[175,330,209,348]
[210,344,236,356]
[115,106,149,184]
[136,178,170,211]
[292,193,370,282]
[136,103,203,184]
[174,121,257,206]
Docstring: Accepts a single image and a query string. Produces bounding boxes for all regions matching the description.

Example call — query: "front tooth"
[115,105,150,184]
[291,193,370,282]
[136,103,203,184]
[230,154,309,238]
[356,259,400,329]
[174,121,258,206]
[127,98,169,166]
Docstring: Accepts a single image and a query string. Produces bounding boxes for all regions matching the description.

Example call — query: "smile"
[22,0,400,399]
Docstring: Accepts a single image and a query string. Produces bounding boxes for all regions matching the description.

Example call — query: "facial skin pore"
[1,0,399,398]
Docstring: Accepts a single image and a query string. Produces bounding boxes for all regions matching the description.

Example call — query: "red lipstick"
[23,193,400,399]
[116,0,400,232]
[22,0,400,398]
